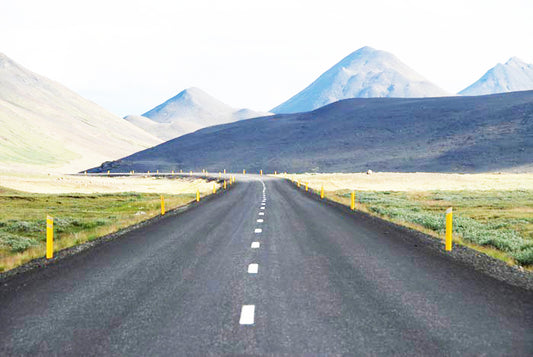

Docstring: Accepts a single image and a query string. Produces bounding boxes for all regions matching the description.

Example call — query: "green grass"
[332,190,533,266]
[0,187,196,272]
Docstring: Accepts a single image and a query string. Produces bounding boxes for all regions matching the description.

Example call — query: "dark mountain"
[91,91,533,174]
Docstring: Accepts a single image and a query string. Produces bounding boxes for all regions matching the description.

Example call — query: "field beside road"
[283,173,533,267]
[0,174,217,272]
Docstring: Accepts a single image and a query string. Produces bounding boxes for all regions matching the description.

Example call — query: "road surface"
[1,175,532,356]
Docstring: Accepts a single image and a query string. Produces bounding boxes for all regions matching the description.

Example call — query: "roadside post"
[224,180,227,189]
[213,183,216,194]
[243,169,246,175]
[161,195,165,215]
[46,215,54,259]
[351,191,355,210]
[321,185,324,199]
[305,183,308,191]
[445,207,453,251]
[196,189,200,202]
[260,169,263,176]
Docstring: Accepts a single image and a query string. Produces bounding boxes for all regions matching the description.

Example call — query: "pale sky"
[1,0,532,116]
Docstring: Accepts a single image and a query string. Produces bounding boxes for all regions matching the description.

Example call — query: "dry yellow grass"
[0,173,217,194]
[281,172,533,192]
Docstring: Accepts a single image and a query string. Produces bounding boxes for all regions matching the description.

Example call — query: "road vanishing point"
[1,175,532,356]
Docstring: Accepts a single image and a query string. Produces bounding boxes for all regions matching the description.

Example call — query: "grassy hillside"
[93,91,533,174]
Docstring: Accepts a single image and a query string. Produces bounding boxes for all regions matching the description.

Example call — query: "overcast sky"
[1,0,532,116]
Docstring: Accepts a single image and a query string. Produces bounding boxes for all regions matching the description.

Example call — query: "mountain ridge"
[272,46,449,114]
[459,57,533,96]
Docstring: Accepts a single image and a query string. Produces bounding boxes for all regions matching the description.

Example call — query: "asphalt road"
[1,175,532,356]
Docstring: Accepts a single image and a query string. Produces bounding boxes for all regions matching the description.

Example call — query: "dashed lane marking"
[248,263,259,274]
[254,228,262,233]
[251,242,260,248]
[259,212,265,216]
[257,219,264,223]
[239,305,255,325]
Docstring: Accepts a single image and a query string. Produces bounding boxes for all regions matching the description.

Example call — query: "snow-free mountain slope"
[0,52,161,173]
[459,57,533,96]
[93,91,533,174]
[128,87,271,141]
[272,46,449,114]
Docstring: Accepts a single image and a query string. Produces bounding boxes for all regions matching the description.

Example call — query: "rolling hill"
[0,52,161,173]
[91,91,533,174]
[272,46,449,114]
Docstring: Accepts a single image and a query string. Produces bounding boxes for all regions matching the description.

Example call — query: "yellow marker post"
[148,170,150,174]
[190,171,192,176]
[172,170,175,175]
[46,215,54,259]
[297,180,301,188]
[275,171,277,175]
[196,189,200,202]
[351,191,355,210]
[305,183,308,191]
[321,185,324,199]
[213,183,216,194]
[84,171,87,176]
[157,170,159,174]
[224,180,227,189]
[260,169,263,176]
[107,170,110,175]
[132,170,135,175]
[445,207,453,251]
[160,195,165,215]
[243,169,246,175]
[232,176,235,183]
[180,169,183,173]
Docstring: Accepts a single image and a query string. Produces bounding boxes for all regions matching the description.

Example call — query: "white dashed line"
[251,242,260,248]
[260,207,265,210]
[257,219,264,223]
[259,212,264,216]
[248,263,259,274]
[239,305,255,325]
[254,228,262,233]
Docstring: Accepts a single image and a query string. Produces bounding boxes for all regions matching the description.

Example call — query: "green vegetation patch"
[336,190,533,266]
[0,189,194,271]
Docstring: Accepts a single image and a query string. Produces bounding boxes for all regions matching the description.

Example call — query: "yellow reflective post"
[46,215,53,259]
[321,185,324,199]
[147,170,150,174]
[160,195,165,215]
[196,189,200,202]
[224,180,227,189]
[219,172,221,178]
[132,170,135,175]
[274,171,277,175]
[351,191,355,210]
[223,169,226,174]
[260,169,263,176]
[445,207,453,251]
[190,171,192,176]
[107,170,110,175]
[243,169,246,175]
[213,183,216,194]
[172,170,175,175]
[305,182,308,191]
[157,170,159,174]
